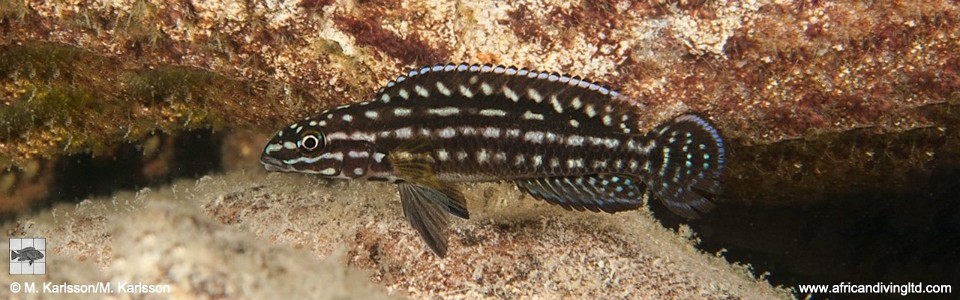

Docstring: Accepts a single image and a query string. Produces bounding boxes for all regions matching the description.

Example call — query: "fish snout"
[260,155,288,172]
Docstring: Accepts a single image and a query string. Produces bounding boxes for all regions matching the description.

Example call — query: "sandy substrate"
[2,169,790,299]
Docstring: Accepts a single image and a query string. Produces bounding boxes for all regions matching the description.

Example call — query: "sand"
[3,168,789,299]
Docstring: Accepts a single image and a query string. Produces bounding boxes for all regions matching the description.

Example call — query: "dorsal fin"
[371,63,644,134]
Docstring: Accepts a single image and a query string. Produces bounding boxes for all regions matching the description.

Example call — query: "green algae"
[0,42,297,170]
[0,83,96,138]
[724,101,960,206]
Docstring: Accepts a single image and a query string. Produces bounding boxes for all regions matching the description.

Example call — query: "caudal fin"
[642,114,725,218]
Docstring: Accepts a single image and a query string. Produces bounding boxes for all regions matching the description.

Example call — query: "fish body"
[261,63,725,256]
[11,246,44,265]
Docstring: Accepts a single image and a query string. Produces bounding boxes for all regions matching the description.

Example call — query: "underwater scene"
[1,1,957,299]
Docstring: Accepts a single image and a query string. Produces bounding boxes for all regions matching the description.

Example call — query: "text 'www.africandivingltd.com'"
[798,282,952,296]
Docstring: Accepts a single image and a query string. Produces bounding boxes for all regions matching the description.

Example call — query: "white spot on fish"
[398,89,409,99]
[566,135,584,146]
[395,127,413,138]
[456,151,468,161]
[394,108,411,116]
[283,141,297,149]
[364,111,378,119]
[502,86,520,101]
[550,95,563,113]
[309,121,318,126]
[348,151,370,158]
[481,83,493,95]
[477,149,490,163]
[592,160,608,169]
[436,149,449,161]
[265,144,283,153]
[585,105,597,117]
[439,127,456,138]
[415,85,430,97]
[320,168,337,175]
[350,131,376,142]
[380,94,390,102]
[436,81,452,96]
[460,126,477,136]
[506,129,521,137]
[482,127,501,138]
[603,138,620,149]
[550,158,560,168]
[569,119,579,127]
[374,152,386,162]
[524,131,544,143]
[660,148,671,177]
[427,107,460,116]
[567,158,584,169]
[602,115,612,126]
[527,89,543,103]
[318,121,327,126]
[459,85,475,98]
[545,132,558,142]
[532,155,543,167]
[325,132,347,140]
[522,110,544,120]
[479,109,507,117]
[353,168,365,176]
[570,97,582,109]
[494,151,507,161]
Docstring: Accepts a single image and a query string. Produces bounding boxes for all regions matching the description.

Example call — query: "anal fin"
[516,174,647,213]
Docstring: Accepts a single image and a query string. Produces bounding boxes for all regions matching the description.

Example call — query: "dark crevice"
[33,129,223,212]
[650,125,960,299]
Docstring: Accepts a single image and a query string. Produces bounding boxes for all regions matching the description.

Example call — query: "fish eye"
[299,132,323,151]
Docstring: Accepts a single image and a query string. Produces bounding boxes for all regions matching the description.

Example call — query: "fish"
[260,63,725,257]
[11,246,44,265]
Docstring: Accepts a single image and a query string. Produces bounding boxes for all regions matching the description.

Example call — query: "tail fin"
[11,250,19,260]
[641,114,725,218]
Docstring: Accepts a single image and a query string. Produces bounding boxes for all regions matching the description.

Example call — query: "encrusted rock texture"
[1,0,958,210]
[2,0,957,161]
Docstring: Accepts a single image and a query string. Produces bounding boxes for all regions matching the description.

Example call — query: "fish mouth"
[259,155,290,172]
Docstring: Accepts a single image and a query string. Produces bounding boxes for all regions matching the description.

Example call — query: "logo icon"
[9,238,45,275]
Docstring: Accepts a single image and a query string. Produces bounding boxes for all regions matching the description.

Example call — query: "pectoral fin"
[389,139,472,257]
[398,182,454,257]
[388,139,469,218]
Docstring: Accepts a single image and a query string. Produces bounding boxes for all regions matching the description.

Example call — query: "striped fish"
[260,63,725,257]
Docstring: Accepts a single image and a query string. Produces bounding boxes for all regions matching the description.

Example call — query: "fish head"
[260,119,347,177]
